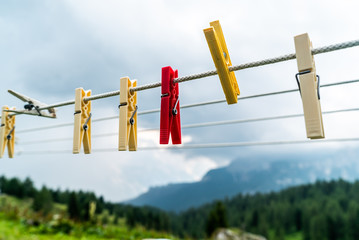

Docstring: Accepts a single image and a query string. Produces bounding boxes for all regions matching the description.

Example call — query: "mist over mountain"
[126,156,359,212]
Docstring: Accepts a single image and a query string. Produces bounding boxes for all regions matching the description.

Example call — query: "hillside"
[2,175,359,239]
[127,157,359,211]
[169,179,359,239]
[0,175,179,240]
[0,194,178,240]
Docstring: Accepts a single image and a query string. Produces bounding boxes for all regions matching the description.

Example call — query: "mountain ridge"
[126,157,359,212]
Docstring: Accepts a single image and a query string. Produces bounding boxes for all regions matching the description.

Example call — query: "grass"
[285,232,303,240]
[0,194,179,240]
[0,213,179,240]
[268,229,303,240]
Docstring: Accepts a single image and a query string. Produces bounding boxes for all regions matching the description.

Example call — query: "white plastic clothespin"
[294,33,324,139]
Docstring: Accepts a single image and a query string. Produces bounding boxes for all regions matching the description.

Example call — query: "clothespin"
[294,33,324,139]
[203,20,240,105]
[119,77,137,151]
[73,88,92,154]
[0,106,16,158]
[160,66,181,145]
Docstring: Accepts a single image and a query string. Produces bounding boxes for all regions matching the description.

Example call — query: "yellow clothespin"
[294,33,324,139]
[203,20,240,105]
[0,106,16,158]
[73,88,92,154]
[118,77,137,151]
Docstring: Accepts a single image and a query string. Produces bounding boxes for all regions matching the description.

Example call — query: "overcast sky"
[1,0,359,202]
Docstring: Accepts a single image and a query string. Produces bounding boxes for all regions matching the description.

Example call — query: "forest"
[1,175,359,239]
[171,179,359,239]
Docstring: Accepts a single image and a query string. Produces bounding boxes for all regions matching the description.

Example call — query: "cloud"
[1,0,359,201]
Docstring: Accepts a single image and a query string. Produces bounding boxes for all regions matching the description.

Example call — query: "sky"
[0,0,359,202]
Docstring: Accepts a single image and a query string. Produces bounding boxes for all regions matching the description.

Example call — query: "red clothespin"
[160,66,181,145]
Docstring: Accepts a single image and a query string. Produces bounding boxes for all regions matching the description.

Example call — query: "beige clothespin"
[294,33,324,139]
[73,88,92,154]
[119,77,137,151]
[0,106,16,158]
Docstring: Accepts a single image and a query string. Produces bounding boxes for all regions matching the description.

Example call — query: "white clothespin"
[294,33,324,139]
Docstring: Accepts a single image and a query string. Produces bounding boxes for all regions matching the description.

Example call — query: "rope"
[84,90,121,102]
[131,39,359,91]
[17,107,359,145]
[16,137,359,155]
[226,40,359,72]
[10,38,359,110]
[15,78,359,134]
[138,78,359,112]
[17,91,121,112]
[37,100,75,111]
[141,107,359,131]
[35,90,122,111]
[312,40,359,55]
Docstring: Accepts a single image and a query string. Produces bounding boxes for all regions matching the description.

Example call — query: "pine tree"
[8,178,24,198]
[205,201,228,237]
[32,186,53,216]
[309,214,327,240]
[67,192,80,220]
[126,208,136,229]
[23,177,36,198]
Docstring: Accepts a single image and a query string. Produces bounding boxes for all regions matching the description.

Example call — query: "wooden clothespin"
[73,88,92,154]
[0,106,16,158]
[204,20,240,105]
[294,33,324,139]
[160,66,181,144]
[119,77,137,151]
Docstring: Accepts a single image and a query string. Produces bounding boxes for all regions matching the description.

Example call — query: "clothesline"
[15,78,359,134]
[2,22,359,158]
[5,38,358,113]
[17,106,359,145]
[16,137,359,155]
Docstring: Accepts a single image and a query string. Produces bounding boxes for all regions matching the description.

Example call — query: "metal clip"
[172,97,180,115]
[295,70,320,100]
[6,126,15,140]
[83,113,92,131]
[24,104,34,110]
[129,106,138,125]
[118,102,127,108]
[35,106,42,116]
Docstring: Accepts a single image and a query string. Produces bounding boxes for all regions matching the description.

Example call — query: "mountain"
[126,157,359,212]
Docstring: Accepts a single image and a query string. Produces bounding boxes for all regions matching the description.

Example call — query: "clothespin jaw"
[0,106,16,158]
[119,77,137,151]
[160,66,182,145]
[204,20,240,105]
[294,33,324,139]
[73,88,92,154]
